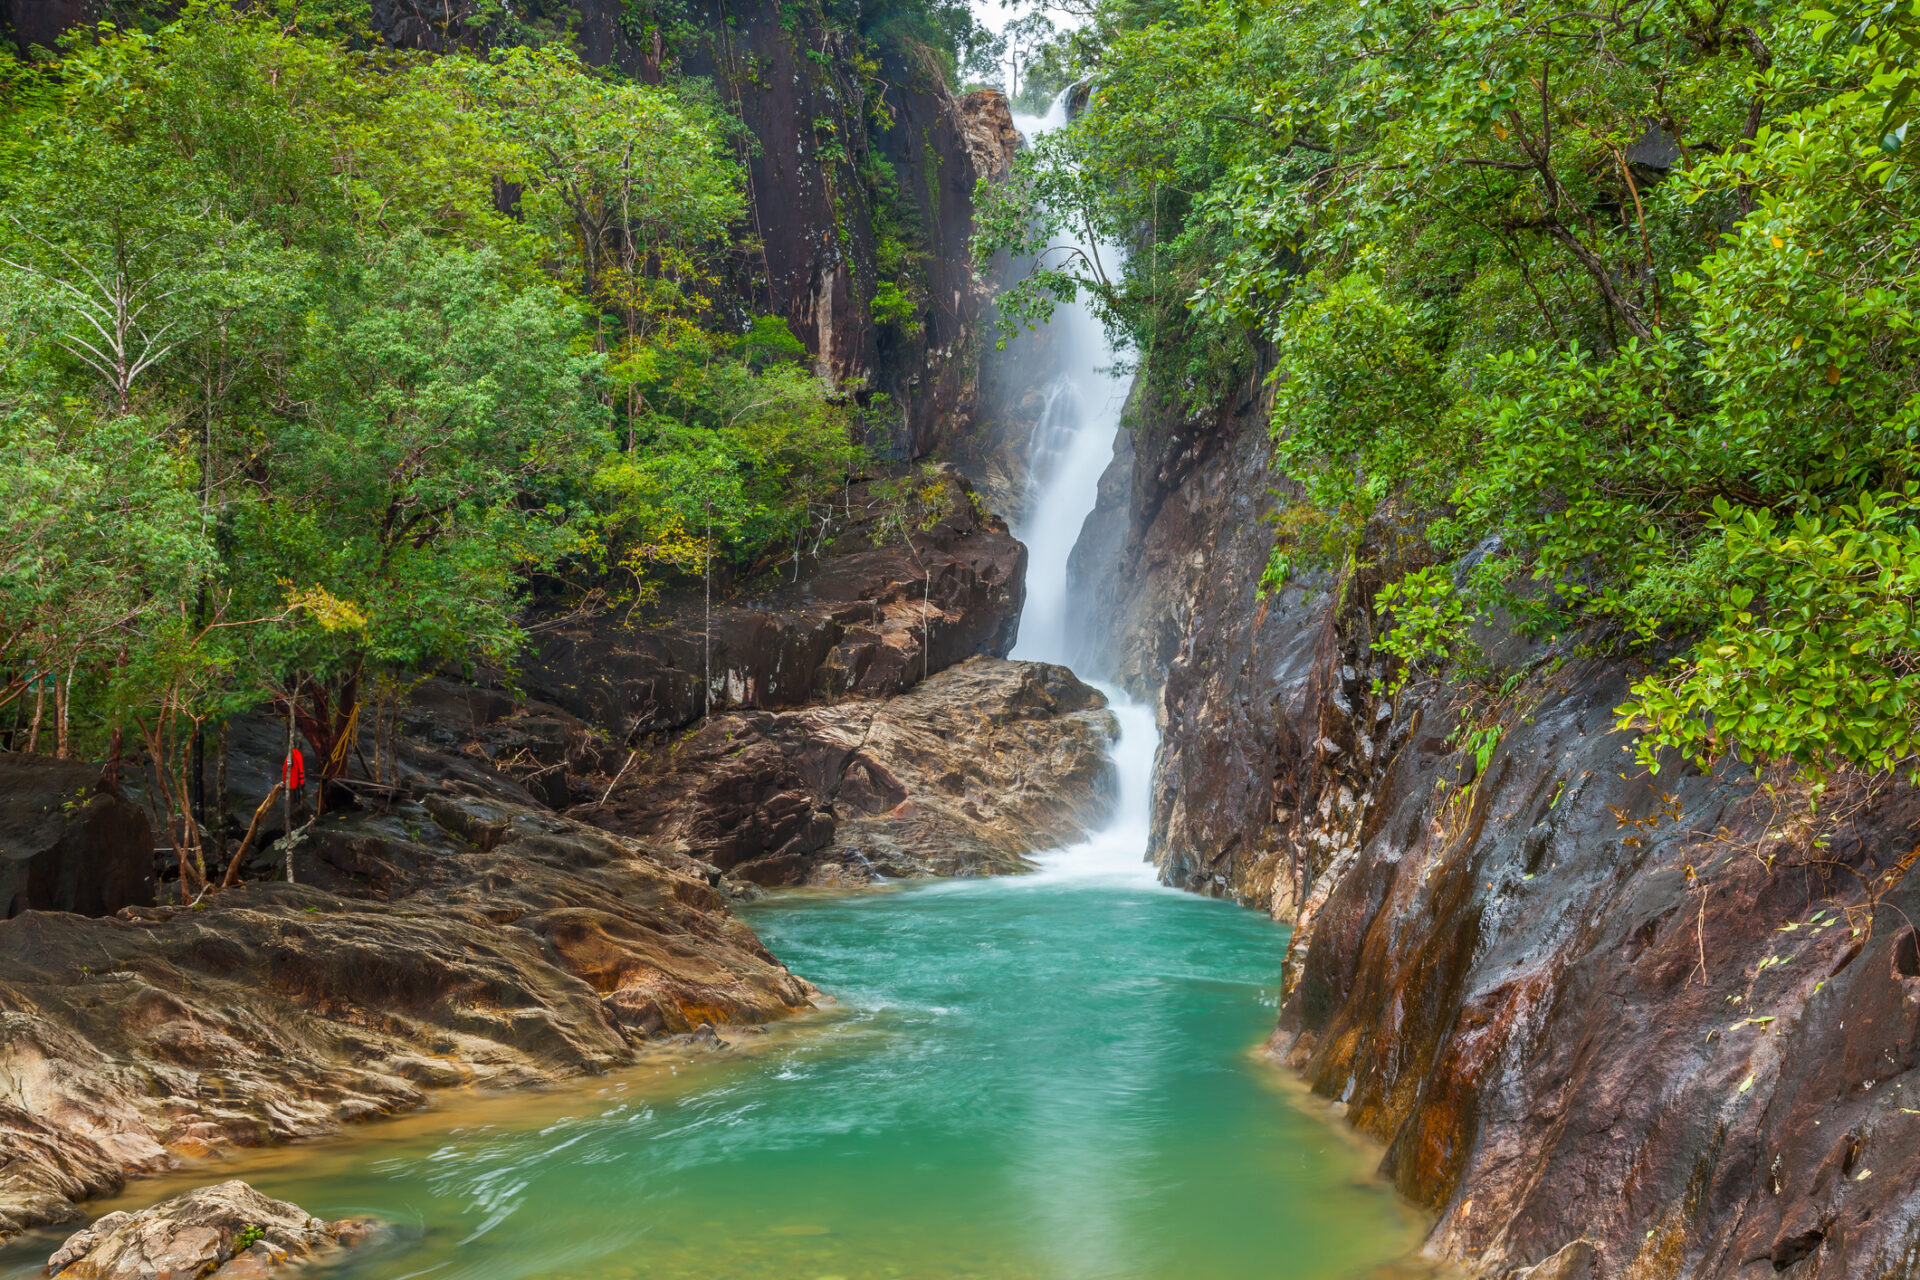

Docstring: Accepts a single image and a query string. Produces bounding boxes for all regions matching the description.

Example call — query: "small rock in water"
[47,1180,384,1280]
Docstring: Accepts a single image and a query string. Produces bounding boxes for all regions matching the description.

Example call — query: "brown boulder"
[579,657,1119,885]
[48,1180,376,1280]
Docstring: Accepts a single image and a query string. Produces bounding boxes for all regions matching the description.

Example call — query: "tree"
[594,318,868,694]
[0,0,882,875]
[234,232,603,780]
[974,0,1920,781]
[1002,11,1057,104]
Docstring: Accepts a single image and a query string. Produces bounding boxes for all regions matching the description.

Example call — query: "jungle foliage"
[0,2,878,880]
[978,0,1920,782]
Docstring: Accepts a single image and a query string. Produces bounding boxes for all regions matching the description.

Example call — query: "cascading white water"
[1007,102,1133,672]
[1003,98,1163,888]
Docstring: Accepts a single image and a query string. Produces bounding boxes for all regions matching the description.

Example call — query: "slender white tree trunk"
[704,511,713,712]
[283,691,297,884]
[26,677,45,753]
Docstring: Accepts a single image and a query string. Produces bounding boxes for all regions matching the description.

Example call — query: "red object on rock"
[283,748,305,791]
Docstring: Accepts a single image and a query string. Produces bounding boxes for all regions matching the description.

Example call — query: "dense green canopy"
[0,2,882,885]
[979,0,1920,783]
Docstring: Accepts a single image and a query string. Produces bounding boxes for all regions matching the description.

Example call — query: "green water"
[2,864,1425,1280]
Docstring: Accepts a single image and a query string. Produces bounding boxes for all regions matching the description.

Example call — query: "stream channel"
[1,102,1428,1280]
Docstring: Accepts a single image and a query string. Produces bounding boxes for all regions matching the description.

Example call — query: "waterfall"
[1004,97,1161,888]
[1007,100,1131,671]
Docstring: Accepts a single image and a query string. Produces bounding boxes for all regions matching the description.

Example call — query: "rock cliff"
[1066,374,1920,1278]
[521,468,1024,745]
[376,0,1016,464]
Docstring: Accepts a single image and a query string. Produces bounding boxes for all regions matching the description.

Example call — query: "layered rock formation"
[0,717,813,1240]
[47,1180,381,1280]
[1066,373,1920,1278]
[521,468,1024,747]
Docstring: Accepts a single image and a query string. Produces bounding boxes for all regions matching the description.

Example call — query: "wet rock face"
[0,755,154,919]
[866,76,1018,462]
[0,719,811,1241]
[1060,362,1348,915]
[47,1180,378,1280]
[959,276,1063,527]
[520,471,1025,753]
[1275,663,1920,1280]
[1071,371,1920,1276]
[580,657,1119,885]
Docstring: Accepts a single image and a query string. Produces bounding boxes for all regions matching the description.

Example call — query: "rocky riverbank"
[1064,369,1920,1279]
[0,744,812,1240]
[0,462,1124,1241]
[0,642,1118,1242]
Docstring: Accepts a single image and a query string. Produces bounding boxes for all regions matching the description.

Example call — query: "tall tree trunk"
[209,720,228,870]
[192,723,205,839]
[102,644,129,792]
[104,724,123,793]
[283,686,297,884]
[704,511,713,714]
[54,661,72,759]
[26,677,44,753]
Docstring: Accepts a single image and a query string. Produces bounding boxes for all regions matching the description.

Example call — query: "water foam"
[1018,691,1167,890]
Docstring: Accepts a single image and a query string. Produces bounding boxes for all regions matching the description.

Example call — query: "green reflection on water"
[3,872,1426,1280]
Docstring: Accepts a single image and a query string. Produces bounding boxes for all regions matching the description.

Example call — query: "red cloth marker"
[283,747,305,791]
